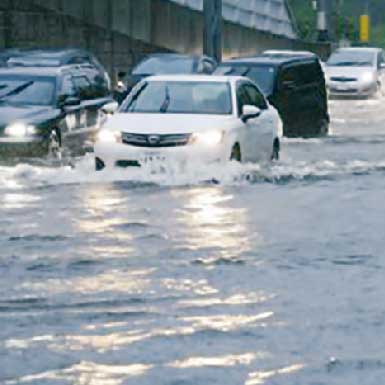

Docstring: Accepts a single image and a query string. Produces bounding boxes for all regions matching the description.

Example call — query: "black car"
[0,48,111,90]
[215,56,329,137]
[115,53,217,103]
[0,64,115,158]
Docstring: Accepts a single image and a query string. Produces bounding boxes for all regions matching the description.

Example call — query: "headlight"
[190,130,223,146]
[97,129,122,143]
[5,123,36,137]
[362,72,375,82]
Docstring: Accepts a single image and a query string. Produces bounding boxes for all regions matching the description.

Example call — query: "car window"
[0,76,56,106]
[327,50,375,67]
[296,62,322,86]
[60,74,78,97]
[68,56,89,65]
[123,81,232,115]
[244,84,268,110]
[72,75,92,100]
[279,65,299,89]
[132,57,195,75]
[236,84,251,116]
[244,66,276,95]
[86,70,110,99]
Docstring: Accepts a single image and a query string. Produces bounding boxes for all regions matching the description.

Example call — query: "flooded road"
[1,99,385,385]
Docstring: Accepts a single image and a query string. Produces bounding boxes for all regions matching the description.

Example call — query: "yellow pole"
[360,14,370,42]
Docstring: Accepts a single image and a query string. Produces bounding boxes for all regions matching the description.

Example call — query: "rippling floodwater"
[1,99,385,385]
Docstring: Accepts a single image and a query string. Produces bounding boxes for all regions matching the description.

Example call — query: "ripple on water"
[8,234,69,242]
[332,254,377,267]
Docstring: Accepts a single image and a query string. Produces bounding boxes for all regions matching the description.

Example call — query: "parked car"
[94,75,281,170]
[0,64,116,158]
[0,48,111,90]
[325,47,385,98]
[115,54,217,103]
[215,55,329,137]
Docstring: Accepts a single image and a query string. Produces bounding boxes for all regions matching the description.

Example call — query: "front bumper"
[0,137,48,158]
[94,141,227,169]
[327,81,377,98]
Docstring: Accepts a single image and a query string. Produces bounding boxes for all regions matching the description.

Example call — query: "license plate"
[336,83,352,91]
[142,153,165,163]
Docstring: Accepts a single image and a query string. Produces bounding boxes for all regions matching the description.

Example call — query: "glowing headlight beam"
[97,129,122,143]
[362,72,375,82]
[5,123,36,137]
[190,131,223,146]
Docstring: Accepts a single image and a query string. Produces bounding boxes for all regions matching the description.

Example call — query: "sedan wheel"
[271,139,280,161]
[47,129,62,160]
[95,157,105,171]
[230,143,241,162]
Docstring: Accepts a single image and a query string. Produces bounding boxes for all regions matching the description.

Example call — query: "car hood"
[325,66,375,79]
[0,104,59,129]
[103,113,237,134]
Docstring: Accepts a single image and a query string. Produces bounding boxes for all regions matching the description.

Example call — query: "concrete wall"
[0,0,330,80]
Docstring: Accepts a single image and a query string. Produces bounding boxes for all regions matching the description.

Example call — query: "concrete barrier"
[0,0,331,81]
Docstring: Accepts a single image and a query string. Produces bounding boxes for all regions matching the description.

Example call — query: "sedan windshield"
[327,51,375,67]
[215,64,276,95]
[123,81,232,115]
[132,57,195,75]
[0,75,56,105]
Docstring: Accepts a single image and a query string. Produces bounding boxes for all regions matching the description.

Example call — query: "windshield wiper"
[159,86,171,113]
[0,81,34,102]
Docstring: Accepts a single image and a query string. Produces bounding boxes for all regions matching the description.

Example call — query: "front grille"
[330,76,357,82]
[330,88,358,93]
[122,132,191,148]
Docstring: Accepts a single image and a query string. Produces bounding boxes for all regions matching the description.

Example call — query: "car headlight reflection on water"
[190,130,223,146]
[5,123,36,137]
[97,129,122,143]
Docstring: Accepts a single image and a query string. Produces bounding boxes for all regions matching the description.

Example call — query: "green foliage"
[288,0,385,47]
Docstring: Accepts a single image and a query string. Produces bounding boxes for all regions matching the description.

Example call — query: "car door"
[243,82,274,158]
[236,82,266,162]
[57,72,85,149]
[73,68,113,148]
[277,63,307,137]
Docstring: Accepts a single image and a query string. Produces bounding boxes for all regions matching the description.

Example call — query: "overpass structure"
[0,0,329,79]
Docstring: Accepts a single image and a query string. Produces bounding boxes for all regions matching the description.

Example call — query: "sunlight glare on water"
[2,98,385,384]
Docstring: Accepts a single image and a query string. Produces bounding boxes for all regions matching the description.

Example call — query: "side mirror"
[59,95,81,107]
[102,101,119,115]
[242,105,261,122]
[118,71,127,79]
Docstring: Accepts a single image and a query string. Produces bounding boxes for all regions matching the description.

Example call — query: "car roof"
[0,65,75,77]
[221,55,318,67]
[1,48,91,58]
[0,48,94,67]
[334,47,381,53]
[263,50,316,57]
[140,53,213,61]
[145,74,245,83]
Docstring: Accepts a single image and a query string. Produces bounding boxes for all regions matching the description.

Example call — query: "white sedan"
[94,75,282,170]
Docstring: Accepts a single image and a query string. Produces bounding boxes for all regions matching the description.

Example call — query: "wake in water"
[2,151,385,191]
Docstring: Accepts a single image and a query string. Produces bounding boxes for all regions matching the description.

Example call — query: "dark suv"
[0,64,114,158]
[216,56,329,137]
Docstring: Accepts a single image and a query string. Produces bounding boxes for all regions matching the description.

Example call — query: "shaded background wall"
[0,0,330,80]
